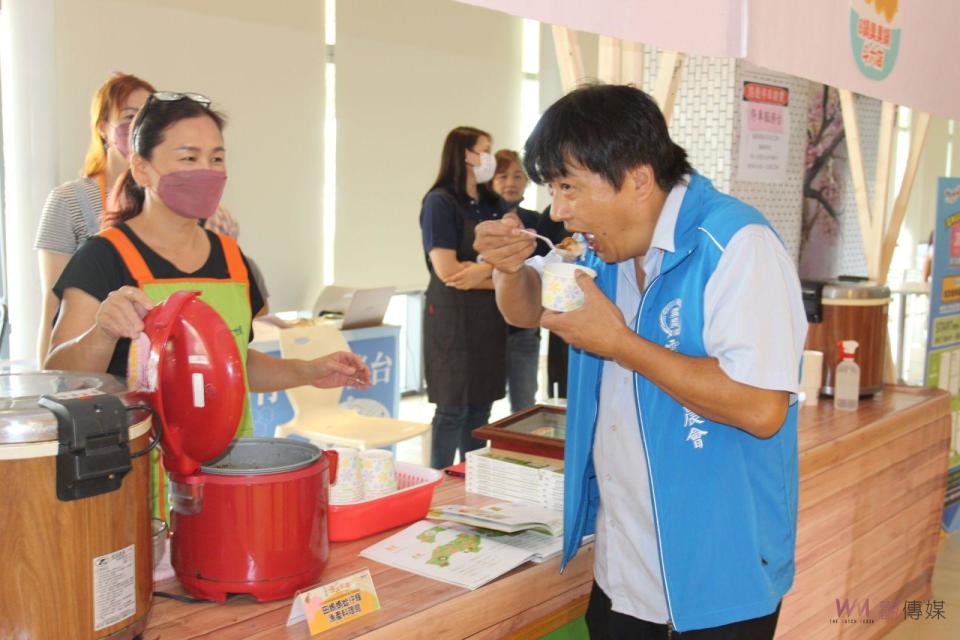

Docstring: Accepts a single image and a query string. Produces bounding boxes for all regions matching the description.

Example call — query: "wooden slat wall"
[777,388,951,639]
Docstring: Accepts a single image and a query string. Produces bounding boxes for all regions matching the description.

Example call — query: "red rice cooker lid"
[128,290,245,475]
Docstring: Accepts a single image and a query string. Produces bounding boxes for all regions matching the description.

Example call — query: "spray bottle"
[834,340,860,411]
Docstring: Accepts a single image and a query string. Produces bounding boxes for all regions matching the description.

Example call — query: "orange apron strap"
[98,227,154,285]
[218,233,249,282]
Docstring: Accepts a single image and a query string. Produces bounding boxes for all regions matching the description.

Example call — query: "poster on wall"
[736,82,790,184]
[924,176,960,467]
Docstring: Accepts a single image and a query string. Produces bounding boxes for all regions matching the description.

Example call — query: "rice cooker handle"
[125,403,163,459]
[323,449,339,485]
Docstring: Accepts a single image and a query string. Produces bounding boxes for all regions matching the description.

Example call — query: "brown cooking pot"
[802,278,891,396]
[0,371,155,639]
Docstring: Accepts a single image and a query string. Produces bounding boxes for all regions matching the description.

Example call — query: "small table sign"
[287,568,380,635]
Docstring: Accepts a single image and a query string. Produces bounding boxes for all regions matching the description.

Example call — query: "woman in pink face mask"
[45,93,371,518]
[35,73,154,363]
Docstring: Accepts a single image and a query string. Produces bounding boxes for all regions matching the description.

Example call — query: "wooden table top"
[143,385,946,639]
[797,384,949,477]
[143,477,594,639]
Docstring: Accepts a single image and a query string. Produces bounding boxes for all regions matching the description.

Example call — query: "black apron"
[423,192,507,406]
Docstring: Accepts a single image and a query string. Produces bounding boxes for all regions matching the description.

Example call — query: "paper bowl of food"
[542,263,597,312]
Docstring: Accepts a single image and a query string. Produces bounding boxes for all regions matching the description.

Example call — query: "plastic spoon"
[518,228,558,252]
[518,229,581,261]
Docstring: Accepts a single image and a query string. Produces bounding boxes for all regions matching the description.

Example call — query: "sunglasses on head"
[132,92,213,148]
[147,91,211,107]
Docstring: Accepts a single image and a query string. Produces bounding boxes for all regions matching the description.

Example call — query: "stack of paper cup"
[360,449,398,499]
[329,447,363,504]
[800,350,824,406]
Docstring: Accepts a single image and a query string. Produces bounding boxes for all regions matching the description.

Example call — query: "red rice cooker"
[132,291,338,602]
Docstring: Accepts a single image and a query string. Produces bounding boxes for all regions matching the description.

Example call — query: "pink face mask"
[155,169,227,219]
[113,121,132,158]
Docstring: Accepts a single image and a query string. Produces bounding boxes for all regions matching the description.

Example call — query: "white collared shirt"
[592,180,807,623]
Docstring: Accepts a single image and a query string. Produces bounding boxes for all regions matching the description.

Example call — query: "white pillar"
[1,0,58,362]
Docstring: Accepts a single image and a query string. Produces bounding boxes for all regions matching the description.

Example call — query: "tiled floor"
[394,392,517,465]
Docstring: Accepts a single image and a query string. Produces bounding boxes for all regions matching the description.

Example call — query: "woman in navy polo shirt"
[420,127,507,468]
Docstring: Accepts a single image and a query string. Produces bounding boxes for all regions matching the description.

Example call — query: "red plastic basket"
[327,462,444,542]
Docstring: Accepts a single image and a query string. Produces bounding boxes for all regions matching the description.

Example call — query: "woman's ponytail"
[101,169,145,228]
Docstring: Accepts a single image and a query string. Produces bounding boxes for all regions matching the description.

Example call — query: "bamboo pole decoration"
[551,26,584,94]
[598,36,623,84]
[622,41,645,89]
[652,50,686,125]
[878,111,932,283]
[872,102,897,281]
[839,89,877,278]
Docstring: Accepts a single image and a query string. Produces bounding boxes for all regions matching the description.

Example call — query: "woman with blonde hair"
[35,73,154,362]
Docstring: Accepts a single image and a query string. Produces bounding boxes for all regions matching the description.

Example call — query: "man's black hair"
[523,83,691,192]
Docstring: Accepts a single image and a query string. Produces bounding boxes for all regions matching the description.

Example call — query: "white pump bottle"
[834,340,860,411]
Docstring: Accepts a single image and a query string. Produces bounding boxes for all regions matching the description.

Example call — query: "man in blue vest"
[474,84,807,638]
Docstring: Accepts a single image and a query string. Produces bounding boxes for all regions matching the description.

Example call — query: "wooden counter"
[143,385,950,639]
[143,479,594,639]
[778,385,951,639]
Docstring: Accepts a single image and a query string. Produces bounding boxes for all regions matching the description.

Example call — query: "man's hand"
[443,262,493,290]
[540,271,629,358]
[473,217,536,274]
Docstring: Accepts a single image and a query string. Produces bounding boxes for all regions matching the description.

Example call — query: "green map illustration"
[418,526,482,566]
[416,525,514,567]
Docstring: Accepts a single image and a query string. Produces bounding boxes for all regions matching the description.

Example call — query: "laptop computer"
[312,285,395,330]
[312,285,355,316]
[341,286,395,329]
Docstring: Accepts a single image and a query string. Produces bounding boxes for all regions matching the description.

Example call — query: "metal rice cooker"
[133,290,340,602]
[0,371,157,640]
[802,277,891,396]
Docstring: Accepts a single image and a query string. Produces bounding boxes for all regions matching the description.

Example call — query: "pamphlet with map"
[359,520,564,590]
[426,502,563,537]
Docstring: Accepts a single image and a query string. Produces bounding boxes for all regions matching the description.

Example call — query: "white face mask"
[472,152,497,184]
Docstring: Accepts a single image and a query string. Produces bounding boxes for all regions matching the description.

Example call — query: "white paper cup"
[330,447,363,504]
[801,350,823,406]
[542,263,598,312]
[360,449,397,498]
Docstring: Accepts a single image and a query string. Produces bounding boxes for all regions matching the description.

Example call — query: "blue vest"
[562,173,798,632]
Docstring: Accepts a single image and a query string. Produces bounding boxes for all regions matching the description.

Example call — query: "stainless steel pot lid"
[0,371,129,444]
[200,437,321,476]
[822,279,891,300]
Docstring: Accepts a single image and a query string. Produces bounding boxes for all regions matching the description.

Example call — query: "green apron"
[99,226,253,521]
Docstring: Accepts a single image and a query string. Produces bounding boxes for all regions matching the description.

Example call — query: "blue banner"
[925,177,960,470]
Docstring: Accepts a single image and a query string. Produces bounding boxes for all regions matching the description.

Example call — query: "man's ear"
[129,154,151,188]
[626,164,656,201]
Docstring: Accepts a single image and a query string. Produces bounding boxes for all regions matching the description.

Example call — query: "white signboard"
[736,82,790,184]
